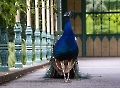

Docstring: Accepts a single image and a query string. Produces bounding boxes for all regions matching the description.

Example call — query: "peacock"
[45,11,81,82]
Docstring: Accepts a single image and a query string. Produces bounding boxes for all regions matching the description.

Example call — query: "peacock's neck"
[63,18,74,36]
[65,18,70,22]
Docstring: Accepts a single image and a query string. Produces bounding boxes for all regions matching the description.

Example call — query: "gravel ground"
[0,57,120,88]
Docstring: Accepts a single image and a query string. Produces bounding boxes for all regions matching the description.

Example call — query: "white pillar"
[16,10,20,22]
[47,0,50,33]
[26,0,31,26]
[59,0,62,31]
[42,0,46,31]
[54,0,57,32]
[35,0,39,29]
[51,0,54,34]
[15,2,20,22]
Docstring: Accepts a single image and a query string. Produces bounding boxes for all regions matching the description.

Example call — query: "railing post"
[41,0,47,61]
[14,22,23,68]
[34,0,41,63]
[26,0,33,65]
[47,33,51,60]
[46,0,51,60]
[0,25,9,71]
[41,31,47,61]
[50,0,55,57]
[50,34,54,57]
[34,29,41,63]
[26,26,33,65]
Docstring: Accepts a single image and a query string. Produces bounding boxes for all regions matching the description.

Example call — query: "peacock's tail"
[44,58,81,79]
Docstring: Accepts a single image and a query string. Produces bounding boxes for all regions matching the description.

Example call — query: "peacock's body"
[45,11,81,82]
[53,15,78,61]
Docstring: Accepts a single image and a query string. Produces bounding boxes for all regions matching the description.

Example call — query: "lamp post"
[26,0,33,65]
[34,0,41,63]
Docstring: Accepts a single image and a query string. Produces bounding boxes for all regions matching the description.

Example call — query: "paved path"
[0,57,120,88]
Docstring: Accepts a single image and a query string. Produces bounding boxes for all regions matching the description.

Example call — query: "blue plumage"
[53,12,79,61]
[45,12,81,81]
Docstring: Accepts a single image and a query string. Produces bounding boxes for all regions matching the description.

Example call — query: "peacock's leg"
[60,61,67,82]
[67,72,70,81]
[66,59,76,82]
[67,61,71,82]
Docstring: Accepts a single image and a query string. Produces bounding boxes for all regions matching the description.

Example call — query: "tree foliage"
[0,0,57,41]
[0,0,26,26]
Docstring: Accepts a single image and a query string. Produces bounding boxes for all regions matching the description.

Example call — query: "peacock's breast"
[53,35,78,60]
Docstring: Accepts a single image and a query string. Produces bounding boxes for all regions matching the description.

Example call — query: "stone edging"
[0,61,49,85]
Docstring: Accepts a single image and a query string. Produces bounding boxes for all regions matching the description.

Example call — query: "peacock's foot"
[63,78,67,83]
[63,79,72,83]
[67,78,72,83]
[64,79,68,83]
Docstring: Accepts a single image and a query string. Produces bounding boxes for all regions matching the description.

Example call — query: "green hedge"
[86,13,120,34]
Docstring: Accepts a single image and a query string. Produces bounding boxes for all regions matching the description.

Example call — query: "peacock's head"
[64,11,74,18]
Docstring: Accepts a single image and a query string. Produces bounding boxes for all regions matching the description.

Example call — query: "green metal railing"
[0,0,61,72]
